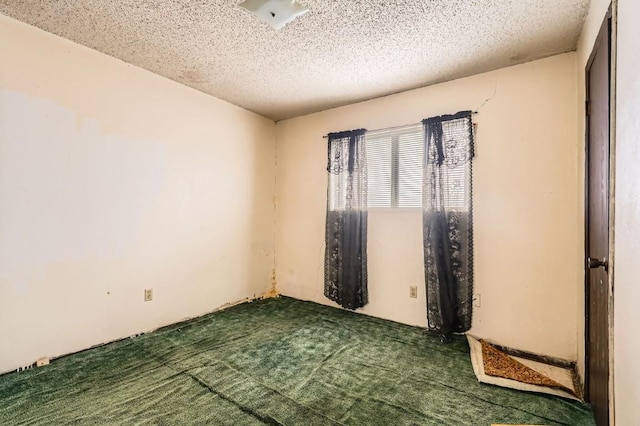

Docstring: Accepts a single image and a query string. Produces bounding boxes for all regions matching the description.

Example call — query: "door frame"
[583,4,615,424]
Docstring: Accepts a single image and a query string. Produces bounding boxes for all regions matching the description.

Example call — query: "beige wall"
[275,53,580,360]
[0,16,276,374]
[575,0,612,384]
[614,0,640,423]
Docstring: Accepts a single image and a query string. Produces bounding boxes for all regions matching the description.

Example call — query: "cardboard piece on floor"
[467,335,581,402]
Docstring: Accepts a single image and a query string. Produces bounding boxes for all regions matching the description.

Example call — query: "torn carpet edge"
[467,334,582,402]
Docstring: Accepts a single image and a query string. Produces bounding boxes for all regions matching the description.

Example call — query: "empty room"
[1,0,638,425]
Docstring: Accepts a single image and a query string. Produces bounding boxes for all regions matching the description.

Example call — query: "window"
[367,124,423,208]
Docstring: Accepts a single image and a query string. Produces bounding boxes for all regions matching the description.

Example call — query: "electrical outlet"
[473,293,481,307]
[144,289,153,302]
[409,286,418,299]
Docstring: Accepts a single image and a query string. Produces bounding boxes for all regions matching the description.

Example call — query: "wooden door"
[585,9,612,426]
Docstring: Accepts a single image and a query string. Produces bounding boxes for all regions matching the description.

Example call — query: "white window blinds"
[366,124,423,208]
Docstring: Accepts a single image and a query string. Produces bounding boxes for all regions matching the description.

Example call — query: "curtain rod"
[322,111,478,139]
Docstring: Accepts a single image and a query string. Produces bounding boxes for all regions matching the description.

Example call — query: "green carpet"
[0,297,594,425]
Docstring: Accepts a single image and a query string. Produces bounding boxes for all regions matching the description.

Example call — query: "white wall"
[275,54,580,360]
[0,15,276,374]
[575,0,612,384]
[614,0,640,423]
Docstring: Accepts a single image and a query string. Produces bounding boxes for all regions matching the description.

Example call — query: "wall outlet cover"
[409,286,418,298]
[473,293,481,307]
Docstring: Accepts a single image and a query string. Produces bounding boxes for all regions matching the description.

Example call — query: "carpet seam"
[158,358,347,426]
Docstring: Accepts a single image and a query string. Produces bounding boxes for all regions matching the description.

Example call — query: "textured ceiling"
[0,1,590,121]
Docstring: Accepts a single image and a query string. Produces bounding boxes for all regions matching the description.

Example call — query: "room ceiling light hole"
[239,0,309,30]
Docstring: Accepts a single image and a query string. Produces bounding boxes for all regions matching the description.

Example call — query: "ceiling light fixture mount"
[239,0,309,30]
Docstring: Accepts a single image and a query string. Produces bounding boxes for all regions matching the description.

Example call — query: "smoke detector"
[239,0,309,30]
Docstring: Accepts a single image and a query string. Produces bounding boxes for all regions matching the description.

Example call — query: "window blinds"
[366,124,423,208]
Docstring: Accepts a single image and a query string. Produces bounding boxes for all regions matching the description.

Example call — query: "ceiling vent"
[239,0,309,30]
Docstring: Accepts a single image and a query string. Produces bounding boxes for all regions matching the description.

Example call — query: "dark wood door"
[585,10,611,426]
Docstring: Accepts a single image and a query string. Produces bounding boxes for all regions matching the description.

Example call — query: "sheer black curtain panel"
[422,111,475,338]
[324,129,368,310]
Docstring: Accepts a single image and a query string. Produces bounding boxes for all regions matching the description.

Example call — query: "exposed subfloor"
[0,297,595,425]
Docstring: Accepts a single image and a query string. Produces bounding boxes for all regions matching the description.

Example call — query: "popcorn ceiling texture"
[0,0,589,120]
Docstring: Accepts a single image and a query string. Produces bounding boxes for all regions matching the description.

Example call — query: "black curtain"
[422,111,474,336]
[324,129,368,310]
